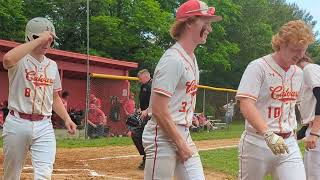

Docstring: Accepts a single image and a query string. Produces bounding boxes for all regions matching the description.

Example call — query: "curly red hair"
[272,20,315,51]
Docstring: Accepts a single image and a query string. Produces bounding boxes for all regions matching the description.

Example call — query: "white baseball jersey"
[223,102,236,115]
[7,54,62,116]
[300,63,320,124]
[236,54,303,133]
[148,42,199,126]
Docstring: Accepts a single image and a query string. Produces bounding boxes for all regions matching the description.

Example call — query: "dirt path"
[0,138,239,179]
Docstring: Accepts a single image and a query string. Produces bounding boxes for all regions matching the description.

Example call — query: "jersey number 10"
[268,107,281,119]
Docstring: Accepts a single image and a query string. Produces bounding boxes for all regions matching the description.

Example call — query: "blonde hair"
[272,20,315,51]
[170,16,199,40]
[137,69,150,77]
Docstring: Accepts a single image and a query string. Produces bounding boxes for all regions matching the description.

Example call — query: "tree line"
[1,0,319,88]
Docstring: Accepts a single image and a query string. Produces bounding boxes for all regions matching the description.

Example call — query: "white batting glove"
[264,131,289,155]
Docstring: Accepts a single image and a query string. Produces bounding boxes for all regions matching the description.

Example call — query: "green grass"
[0,120,245,148]
[200,148,239,178]
[56,137,133,148]
[192,120,245,141]
[59,120,244,148]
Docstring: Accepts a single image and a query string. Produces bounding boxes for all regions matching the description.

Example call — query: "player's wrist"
[176,140,188,150]
[263,130,274,138]
[64,117,72,123]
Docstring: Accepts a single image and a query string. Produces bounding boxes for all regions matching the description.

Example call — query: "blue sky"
[286,0,320,34]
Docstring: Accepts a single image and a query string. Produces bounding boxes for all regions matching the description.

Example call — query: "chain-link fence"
[43,71,243,139]
[86,76,133,138]
[195,88,242,123]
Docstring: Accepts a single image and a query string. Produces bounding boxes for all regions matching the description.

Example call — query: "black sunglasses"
[32,35,55,47]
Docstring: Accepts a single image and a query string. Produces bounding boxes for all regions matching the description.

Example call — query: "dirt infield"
[0,138,239,180]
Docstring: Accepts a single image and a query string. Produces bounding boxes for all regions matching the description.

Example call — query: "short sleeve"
[304,65,320,89]
[7,56,25,78]
[53,62,62,92]
[236,61,264,101]
[152,53,184,97]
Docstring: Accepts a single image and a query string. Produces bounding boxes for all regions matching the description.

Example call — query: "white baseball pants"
[239,130,305,180]
[2,113,56,180]
[142,122,205,180]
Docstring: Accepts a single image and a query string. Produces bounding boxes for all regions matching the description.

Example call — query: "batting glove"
[264,131,289,155]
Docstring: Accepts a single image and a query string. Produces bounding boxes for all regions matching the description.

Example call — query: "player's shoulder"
[245,55,267,70]
[302,63,320,79]
[304,63,320,72]
[44,56,58,67]
[158,46,184,66]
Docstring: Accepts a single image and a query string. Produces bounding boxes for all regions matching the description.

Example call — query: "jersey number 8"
[25,88,31,97]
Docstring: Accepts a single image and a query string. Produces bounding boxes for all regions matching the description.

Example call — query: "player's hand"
[140,110,148,120]
[264,131,289,155]
[65,119,77,135]
[177,143,193,162]
[37,31,55,47]
[305,134,319,150]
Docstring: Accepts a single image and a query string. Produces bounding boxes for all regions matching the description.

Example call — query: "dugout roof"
[0,39,138,72]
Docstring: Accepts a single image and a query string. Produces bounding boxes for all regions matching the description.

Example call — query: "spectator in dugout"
[191,113,200,132]
[198,112,215,132]
[90,93,101,109]
[123,92,136,117]
[123,92,136,137]
[87,103,106,138]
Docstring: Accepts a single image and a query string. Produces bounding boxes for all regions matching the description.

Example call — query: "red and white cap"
[176,0,222,22]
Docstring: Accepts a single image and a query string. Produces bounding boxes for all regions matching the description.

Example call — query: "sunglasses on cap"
[185,7,216,16]
[32,35,55,47]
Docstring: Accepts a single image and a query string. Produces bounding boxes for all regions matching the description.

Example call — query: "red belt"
[275,132,292,139]
[10,110,49,121]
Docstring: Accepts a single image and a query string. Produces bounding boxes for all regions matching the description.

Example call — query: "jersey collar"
[266,54,294,77]
[27,54,49,66]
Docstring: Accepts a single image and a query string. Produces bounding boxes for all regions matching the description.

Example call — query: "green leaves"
[0,0,26,41]
[0,0,319,87]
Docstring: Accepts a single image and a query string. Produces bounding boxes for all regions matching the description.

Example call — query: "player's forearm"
[240,98,268,134]
[3,38,42,69]
[153,109,186,148]
[152,94,186,148]
[52,92,71,122]
[311,116,320,135]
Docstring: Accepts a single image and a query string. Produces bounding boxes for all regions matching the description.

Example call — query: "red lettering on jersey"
[270,86,298,102]
[25,69,54,86]
[186,80,197,96]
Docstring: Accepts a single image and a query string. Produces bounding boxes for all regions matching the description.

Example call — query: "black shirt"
[139,79,152,111]
[2,107,9,119]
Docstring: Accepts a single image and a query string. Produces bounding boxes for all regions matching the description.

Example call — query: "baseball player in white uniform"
[236,20,315,180]
[297,55,320,180]
[223,99,237,129]
[2,17,77,180]
[142,0,222,179]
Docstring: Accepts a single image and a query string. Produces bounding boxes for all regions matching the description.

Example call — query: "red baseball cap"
[176,0,222,22]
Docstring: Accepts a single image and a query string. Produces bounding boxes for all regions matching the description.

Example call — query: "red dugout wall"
[0,39,138,136]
